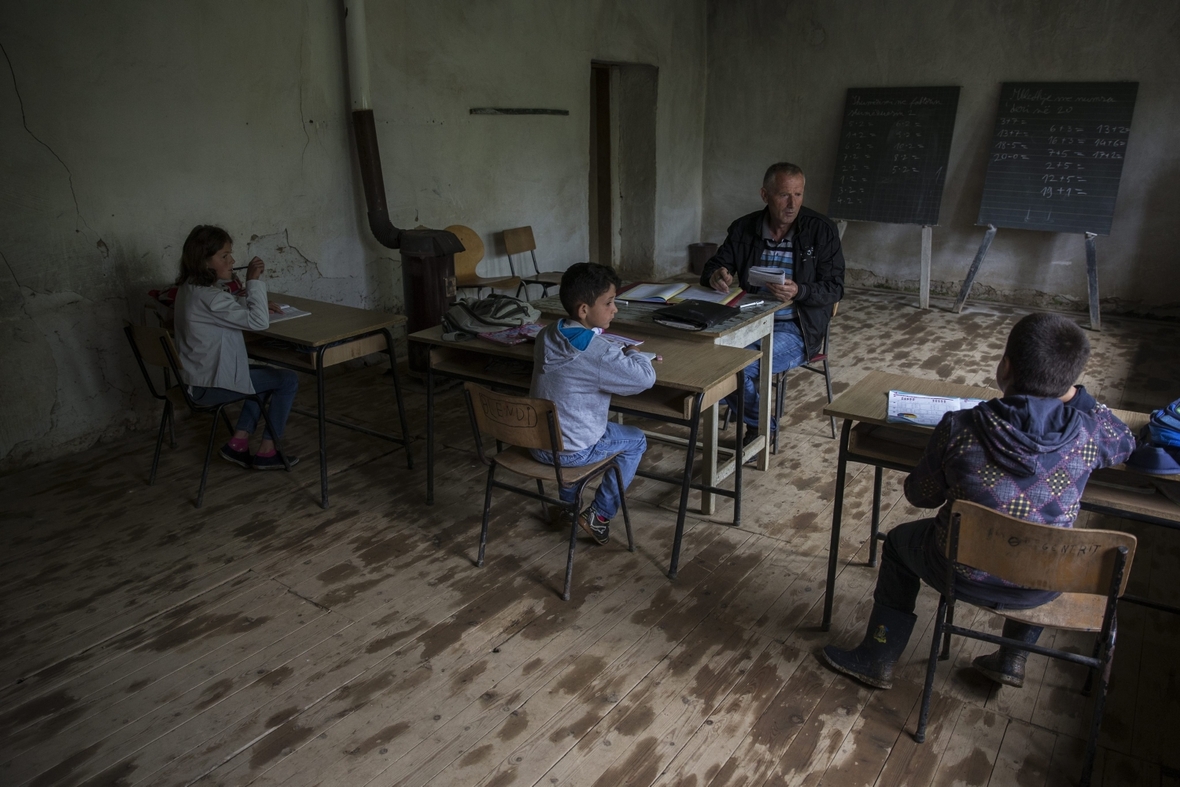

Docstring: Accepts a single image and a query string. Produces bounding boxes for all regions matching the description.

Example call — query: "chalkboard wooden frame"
[977,81,1138,235]
[829,86,961,226]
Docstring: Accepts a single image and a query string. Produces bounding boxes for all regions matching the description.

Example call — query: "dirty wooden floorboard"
[1,290,1178,786]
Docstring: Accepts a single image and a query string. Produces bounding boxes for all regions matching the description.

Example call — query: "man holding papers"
[701,162,845,442]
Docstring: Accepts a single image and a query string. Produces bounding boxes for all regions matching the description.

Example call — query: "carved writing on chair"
[480,396,538,428]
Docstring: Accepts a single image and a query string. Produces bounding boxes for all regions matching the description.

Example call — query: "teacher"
[701,162,845,443]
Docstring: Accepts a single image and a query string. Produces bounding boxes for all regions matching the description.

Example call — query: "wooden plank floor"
[2,289,1178,787]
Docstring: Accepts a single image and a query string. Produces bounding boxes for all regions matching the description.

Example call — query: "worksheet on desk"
[887,390,986,427]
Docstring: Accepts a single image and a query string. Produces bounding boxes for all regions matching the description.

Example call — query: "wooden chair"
[774,300,838,445]
[142,328,290,507]
[463,383,634,600]
[124,324,185,484]
[914,500,1137,787]
[503,225,564,299]
[724,301,838,449]
[446,224,521,297]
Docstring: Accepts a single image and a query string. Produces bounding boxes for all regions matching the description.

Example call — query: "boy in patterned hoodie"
[822,313,1135,690]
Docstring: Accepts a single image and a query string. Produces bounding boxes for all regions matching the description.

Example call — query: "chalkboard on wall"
[978,82,1138,235]
[829,86,961,225]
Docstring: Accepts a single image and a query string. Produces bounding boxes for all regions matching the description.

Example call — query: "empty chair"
[503,225,564,299]
[914,500,1137,787]
[446,224,521,298]
[462,382,634,600]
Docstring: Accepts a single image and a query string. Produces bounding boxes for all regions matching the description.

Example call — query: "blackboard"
[829,86,961,225]
[978,82,1138,235]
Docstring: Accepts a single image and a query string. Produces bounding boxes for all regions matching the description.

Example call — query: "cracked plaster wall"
[0,0,707,472]
[701,0,1180,317]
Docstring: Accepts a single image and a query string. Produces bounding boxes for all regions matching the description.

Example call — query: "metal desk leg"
[668,392,705,580]
[757,333,772,471]
[822,418,854,631]
[701,403,719,515]
[868,467,883,567]
[426,362,435,505]
[733,372,744,527]
[382,328,413,469]
[316,346,329,509]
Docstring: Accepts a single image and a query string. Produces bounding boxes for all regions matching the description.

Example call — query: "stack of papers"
[887,390,986,427]
[747,267,786,287]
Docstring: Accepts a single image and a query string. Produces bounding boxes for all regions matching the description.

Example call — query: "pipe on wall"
[341,0,462,257]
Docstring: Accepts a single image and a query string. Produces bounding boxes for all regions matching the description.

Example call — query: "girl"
[173,224,300,470]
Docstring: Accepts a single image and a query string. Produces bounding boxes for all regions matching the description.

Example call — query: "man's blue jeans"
[531,422,646,520]
[191,366,300,440]
[726,318,807,430]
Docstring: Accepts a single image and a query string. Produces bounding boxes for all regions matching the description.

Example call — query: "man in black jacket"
[701,162,845,441]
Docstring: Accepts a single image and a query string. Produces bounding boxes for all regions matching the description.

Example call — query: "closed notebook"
[652,299,738,331]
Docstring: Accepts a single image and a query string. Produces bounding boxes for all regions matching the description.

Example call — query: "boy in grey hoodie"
[531,263,657,544]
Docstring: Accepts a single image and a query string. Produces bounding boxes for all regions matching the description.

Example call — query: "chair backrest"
[445,225,486,279]
[503,226,540,276]
[464,382,562,452]
[949,500,1137,597]
[503,226,536,256]
[126,323,174,370]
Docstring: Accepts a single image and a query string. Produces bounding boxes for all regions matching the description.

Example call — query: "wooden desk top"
[825,370,1179,522]
[256,293,407,348]
[824,370,1000,432]
[408,324,759,395]
[531,294,782,342]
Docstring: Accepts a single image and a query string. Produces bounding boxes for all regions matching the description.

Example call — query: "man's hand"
[246,257,265,281]
[764,278,798,302]
[268,301,284,314]
[709,267,734,293]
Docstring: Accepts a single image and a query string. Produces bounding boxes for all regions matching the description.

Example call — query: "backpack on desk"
[442,294,541,338]
[1126,397,1180,476]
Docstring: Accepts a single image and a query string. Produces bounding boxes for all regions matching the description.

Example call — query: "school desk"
[245,293,413,509]
[819,370,1180,629]
[408,324,760,579]
[531,295,783,512]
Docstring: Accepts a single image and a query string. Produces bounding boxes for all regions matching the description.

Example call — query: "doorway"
[589,62,657,278]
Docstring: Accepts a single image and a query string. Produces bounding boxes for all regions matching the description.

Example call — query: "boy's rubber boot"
[972,621,1043,688]
[821,602,917,689]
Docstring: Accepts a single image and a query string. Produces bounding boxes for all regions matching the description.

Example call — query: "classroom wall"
[701,0,1180,316]
[0,0,707,472]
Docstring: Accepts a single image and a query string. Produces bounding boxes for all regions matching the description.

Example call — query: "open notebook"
[886,390,986,427]
[618,282,742,305]
[269,303,311,323]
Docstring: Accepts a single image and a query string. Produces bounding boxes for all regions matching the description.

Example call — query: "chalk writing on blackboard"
[977,82,1138,235]
[829,86,961,225]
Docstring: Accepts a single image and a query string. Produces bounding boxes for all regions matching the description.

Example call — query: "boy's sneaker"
[219,443,253,469]
[252,453,299,471]
[579,507,610,546]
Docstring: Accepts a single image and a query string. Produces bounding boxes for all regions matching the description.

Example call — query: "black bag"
[652,299,738,331]
[442,295,541,336]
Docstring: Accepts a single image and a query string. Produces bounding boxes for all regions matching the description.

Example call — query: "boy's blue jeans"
[726,318,807,430]
[191,366,300,440]
[531,422,646,520]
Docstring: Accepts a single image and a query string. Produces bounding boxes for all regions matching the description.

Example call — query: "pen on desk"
[739,300,765,310]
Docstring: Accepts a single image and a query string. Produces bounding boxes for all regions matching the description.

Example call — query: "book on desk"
[618,281,743,305]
